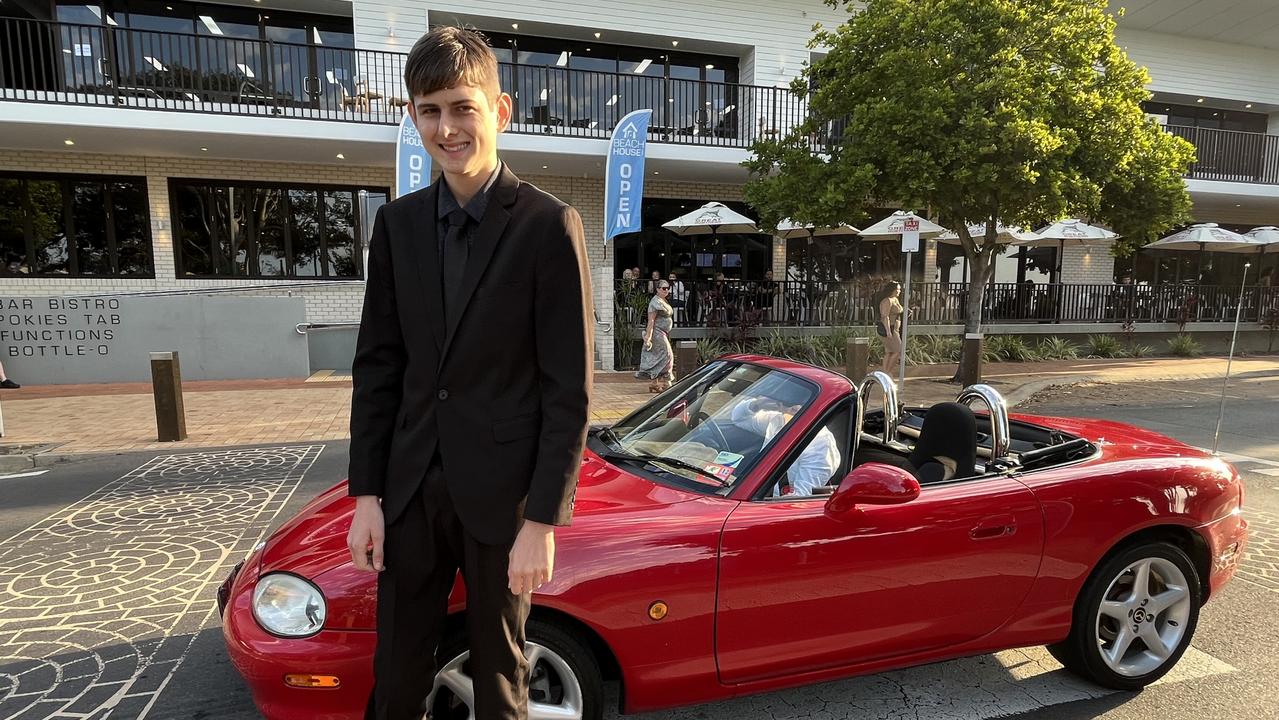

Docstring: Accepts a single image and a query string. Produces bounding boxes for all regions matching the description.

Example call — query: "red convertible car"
[221,356,1248,720]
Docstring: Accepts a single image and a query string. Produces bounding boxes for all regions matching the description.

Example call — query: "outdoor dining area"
[615,205,1279,331]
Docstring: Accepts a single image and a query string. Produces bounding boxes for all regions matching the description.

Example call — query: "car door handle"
[971,515,1016,540]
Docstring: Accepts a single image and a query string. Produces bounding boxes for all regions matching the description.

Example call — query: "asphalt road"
[0,372,1275,720]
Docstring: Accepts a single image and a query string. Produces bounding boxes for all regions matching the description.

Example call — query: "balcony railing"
[0,18,806,149]
[6,20,1278,180]
[614,280,1279,329]
[1166,124,1279,185]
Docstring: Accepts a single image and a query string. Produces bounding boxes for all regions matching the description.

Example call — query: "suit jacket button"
[437,389,449,401]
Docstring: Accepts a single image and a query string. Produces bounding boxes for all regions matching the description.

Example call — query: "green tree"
[743,0,1194,379]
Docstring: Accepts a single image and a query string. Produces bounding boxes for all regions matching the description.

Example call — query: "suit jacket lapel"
[441,164,519,361]
[412,184,447,354]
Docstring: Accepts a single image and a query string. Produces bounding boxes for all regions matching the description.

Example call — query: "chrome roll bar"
[857,371,902,447]
[957,384,1011,461]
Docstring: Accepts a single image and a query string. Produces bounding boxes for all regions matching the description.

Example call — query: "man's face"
[409,83,512,179]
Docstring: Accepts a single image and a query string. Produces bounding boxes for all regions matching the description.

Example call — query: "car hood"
[258,449,706,579]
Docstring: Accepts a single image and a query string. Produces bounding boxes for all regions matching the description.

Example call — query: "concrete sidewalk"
[1,355,1276,463]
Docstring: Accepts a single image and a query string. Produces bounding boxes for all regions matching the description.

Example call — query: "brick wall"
[1059,245,1117,284]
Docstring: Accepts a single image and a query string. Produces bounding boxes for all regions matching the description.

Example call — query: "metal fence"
[0,18,808,148]
[614,280,1279,329]
[1167,125,1279,185]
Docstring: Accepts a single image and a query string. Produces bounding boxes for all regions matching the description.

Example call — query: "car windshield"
[602,361,818,494]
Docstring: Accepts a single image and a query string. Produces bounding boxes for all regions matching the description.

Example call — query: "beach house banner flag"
[395,111,431,199]
[605,108,653,242]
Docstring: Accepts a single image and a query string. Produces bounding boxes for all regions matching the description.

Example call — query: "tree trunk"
[956,251,991,383]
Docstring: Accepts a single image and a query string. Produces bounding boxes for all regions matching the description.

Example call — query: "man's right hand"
[347,495,385,572]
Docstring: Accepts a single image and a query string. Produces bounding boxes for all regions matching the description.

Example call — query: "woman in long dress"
[636,281,675,392]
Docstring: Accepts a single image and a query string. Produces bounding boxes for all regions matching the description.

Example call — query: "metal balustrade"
[613,280,1279,329]
[0,18,807,148]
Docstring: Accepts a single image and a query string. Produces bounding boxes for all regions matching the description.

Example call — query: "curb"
[0,455,33,473]
[1005,374,1102,408]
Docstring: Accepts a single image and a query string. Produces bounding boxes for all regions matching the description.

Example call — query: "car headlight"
[252,573,326,637]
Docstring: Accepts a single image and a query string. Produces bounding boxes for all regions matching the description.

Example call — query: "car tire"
[429,616,604,720]
[1053,541,1202,691]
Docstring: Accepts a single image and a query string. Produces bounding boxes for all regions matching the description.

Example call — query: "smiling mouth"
[440,141,470,154]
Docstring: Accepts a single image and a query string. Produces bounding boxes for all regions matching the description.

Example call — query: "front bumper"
[1198,510,1248,598]
[220,560,374,720]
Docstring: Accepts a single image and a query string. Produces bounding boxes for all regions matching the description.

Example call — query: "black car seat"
[907,402,978,484]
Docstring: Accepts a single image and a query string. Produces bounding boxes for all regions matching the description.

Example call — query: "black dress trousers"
[365,462,531,720]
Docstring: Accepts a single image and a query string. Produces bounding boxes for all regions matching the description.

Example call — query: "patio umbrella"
[663,202,759,276]
[1243,227,1279,282]
[859,211,950,388]
[1145,223,1260,282]
[774,219,861,281]
[664,202,762,300]
[937,222,1042,245]
[773,218,861,240]
[663,201,758,238]
[858,210,947,239]
[1243,226,1279,248]
[1016,219,1119,276]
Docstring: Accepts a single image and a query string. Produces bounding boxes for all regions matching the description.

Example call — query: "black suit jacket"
[347,165,593,545]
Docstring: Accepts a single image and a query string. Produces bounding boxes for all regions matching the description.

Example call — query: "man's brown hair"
[403,26,501,102]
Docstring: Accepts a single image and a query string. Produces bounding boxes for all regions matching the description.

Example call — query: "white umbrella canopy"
[1145,223,1258,252]
[858,210,947,240]
[1146,223,1265,282]
[1243,226,1279,252]
[1018,218,1119,247]
[774,218,861,240]
[662,201,759,236]
[937,222,1041,245]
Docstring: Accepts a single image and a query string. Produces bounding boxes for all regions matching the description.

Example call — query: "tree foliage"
[744,0,1195,285]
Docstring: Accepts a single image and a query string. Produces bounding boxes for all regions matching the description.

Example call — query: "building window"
[0,172,152,278]
[1143,101,1267,133]
[170,179,385,279]
[483,30,740,137]
[33,0,357,110]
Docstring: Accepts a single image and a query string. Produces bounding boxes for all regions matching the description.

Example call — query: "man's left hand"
[508,521,555,595]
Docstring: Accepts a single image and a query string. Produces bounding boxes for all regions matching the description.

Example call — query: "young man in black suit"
[345,26,593,720]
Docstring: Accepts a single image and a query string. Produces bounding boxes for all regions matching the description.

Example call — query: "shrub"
[696,338,728,365]
[904,336,938,366]
[1166,333,1202,358]
[816,326,856,368]
[1086,334,1126,358]
[987,334,1040,362]
[920,335,962,363]
[1037,336,1079,360]
[1128,343,1155,358]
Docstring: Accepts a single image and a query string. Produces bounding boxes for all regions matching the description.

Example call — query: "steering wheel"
[694,411,731,450]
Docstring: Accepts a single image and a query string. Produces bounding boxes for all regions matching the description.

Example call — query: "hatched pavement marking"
[0,445,322,720]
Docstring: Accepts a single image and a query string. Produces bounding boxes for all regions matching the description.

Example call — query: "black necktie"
[441,208,469,312]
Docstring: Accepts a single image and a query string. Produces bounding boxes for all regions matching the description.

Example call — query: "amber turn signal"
[284,674,341,688]
[648,601,668,621]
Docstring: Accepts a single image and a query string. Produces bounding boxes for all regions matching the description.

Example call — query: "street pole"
[900,251,911,389]
[1213,262,1251,455]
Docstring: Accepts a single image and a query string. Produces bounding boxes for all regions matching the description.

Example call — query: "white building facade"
[1,0,1277,374]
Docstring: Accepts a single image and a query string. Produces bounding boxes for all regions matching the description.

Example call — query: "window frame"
[751,395,855,502]
[0,170,154,279]
[168,177,386,280]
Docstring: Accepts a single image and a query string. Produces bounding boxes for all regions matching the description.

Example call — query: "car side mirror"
[825,463,921,516]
